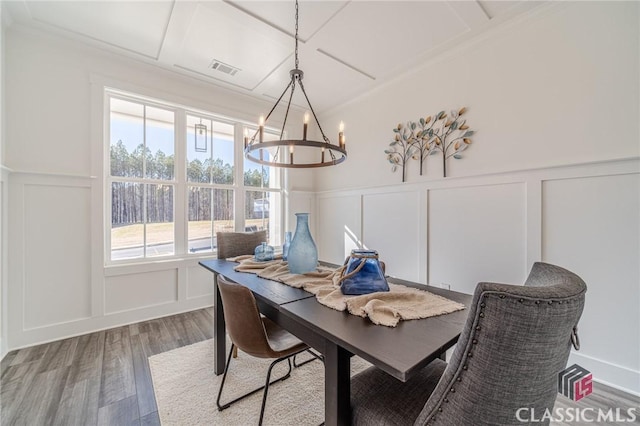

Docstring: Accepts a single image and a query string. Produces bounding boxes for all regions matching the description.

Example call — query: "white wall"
[314,2,640,395]
[3,25,309,351]
[0,2,6,359]
[316,2,639,191]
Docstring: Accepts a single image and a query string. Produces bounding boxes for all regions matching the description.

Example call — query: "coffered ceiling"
[4,0,545,113]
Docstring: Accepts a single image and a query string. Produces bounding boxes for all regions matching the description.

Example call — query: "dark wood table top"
[199,258,313,305]
[200,258,472,382]
[281,276,471,382]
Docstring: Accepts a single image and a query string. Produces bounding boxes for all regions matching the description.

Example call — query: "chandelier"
[244,0,347,168]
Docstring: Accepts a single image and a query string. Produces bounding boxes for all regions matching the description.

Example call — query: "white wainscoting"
[315,158,640,395]
[22,183,92,329]
[186,265,216,300]
[316,194,361,265]
[104,269,178,314]
[363,191,424,282]
[1,167,9,359]
[7,171,214,350]
[428,182,527,295]
[5,160,639,395]
[542,173,640,393]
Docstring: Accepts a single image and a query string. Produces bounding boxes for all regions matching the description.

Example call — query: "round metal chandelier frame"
[244,0,347,169]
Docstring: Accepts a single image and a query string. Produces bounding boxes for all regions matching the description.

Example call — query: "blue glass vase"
[287,213,318,274]
[254,242,274,261]
[282,231,292,261]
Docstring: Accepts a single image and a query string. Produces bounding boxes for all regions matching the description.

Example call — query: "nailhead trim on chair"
[424,294,486,425]
[424,291,582,425]
[426,292,500,425]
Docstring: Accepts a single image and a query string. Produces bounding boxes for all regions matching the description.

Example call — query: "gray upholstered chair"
[351,262,587,426]
[216,230,267,260]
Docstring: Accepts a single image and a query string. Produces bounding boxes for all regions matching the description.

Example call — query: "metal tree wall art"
[384,107,475,181]
[385,122,416,183]
[412,117,435,176]
[424,107,474,178]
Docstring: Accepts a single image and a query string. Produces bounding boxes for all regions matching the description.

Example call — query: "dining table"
[199,258,472,426]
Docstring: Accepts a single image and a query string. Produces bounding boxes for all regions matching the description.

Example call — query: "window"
[242,129,282,240]
[106,91,283,263]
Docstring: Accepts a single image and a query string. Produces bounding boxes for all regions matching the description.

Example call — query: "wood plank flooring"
[1,308,214,425]
[1,307,639,425]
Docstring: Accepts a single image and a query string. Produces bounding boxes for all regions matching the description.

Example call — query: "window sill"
[104,253,218,277]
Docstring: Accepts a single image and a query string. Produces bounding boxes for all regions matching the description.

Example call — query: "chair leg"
[216,343,237,411]
[233,345,238,358]
[258,357,292,426]
[217,345,307,414]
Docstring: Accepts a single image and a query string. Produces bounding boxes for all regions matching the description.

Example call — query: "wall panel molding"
[315,157,640,395]
[315,157,639,198]
[428,182,527,293]
[10,170,96,184]
[363,191,422,282]
[542,173,640,394]
[6,173,214,350]
[22,183,92,329]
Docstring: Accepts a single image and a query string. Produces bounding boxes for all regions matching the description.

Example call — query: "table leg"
[213,272,226,375]
[324,342,351,426]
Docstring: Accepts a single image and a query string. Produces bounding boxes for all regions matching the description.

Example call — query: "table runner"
[229,255,465,327]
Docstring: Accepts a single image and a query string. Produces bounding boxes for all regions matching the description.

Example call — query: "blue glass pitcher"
[339,250,389,295]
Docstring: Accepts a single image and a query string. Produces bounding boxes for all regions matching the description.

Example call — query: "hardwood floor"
[2,307,639,425]
[1,308,214,425]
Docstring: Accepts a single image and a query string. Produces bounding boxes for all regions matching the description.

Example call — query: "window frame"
[104,89,284,266]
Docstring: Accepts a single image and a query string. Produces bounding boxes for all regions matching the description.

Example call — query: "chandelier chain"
[294,0,299,70]
[244,0,347,168]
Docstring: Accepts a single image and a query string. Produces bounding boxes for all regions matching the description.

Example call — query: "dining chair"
[215,274,310,425]
[216,230,267,259]
[351,262,587,425]
[216,230,267,358]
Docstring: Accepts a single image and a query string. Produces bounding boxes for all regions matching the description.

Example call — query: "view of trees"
[111,140,270,226]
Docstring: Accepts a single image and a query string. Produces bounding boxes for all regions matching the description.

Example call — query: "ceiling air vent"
[209,59,240,76]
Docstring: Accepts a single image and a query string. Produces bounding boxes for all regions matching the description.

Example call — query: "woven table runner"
[230,255,465,327]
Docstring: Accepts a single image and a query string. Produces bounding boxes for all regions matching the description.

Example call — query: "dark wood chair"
[215,274,310,425]
[351,262,587,425]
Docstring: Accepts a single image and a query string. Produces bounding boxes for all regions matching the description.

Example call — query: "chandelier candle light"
[244,0,348,169]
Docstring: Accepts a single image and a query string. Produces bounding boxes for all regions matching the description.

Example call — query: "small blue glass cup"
[254,242,275,261]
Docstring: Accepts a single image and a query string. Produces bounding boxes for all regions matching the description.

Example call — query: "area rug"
[149,339,372,425]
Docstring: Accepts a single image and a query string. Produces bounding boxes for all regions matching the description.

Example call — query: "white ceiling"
[4,0,545,113]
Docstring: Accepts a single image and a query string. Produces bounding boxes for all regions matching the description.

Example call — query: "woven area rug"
[149,339,372,425]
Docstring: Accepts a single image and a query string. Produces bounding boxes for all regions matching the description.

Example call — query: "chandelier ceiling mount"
[244,0,347,169]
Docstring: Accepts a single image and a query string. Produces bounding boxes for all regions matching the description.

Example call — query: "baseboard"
[6,296,213,352]
[568,351,640,397]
